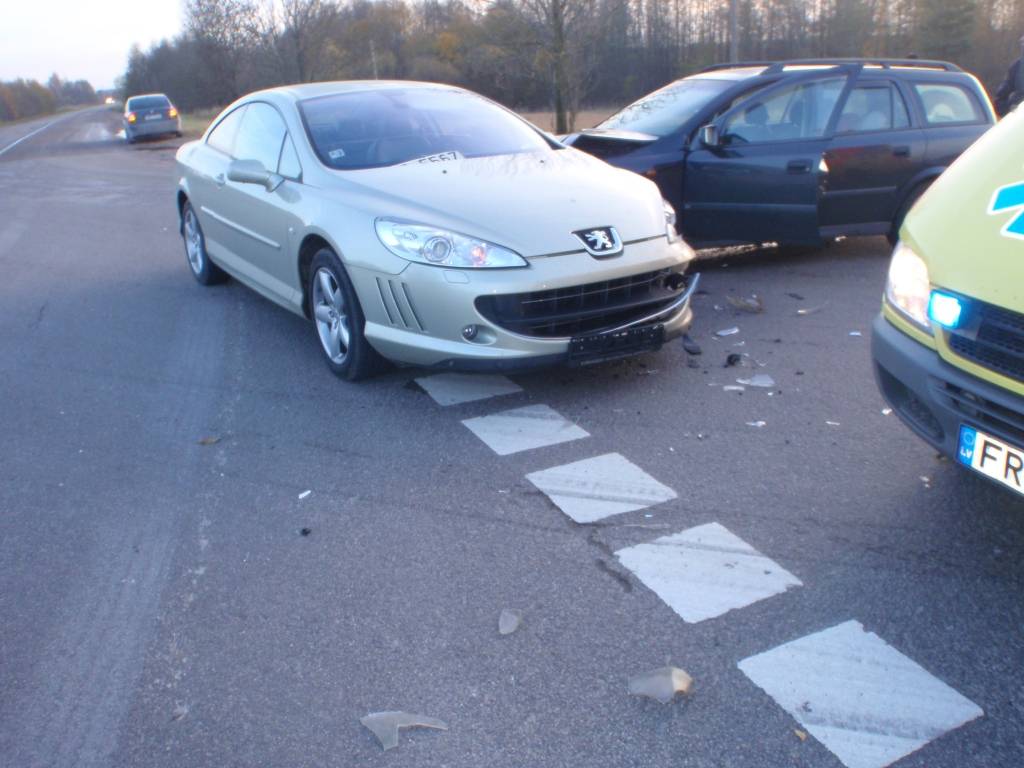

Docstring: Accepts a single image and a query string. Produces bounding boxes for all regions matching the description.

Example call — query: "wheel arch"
[297,232,339,320]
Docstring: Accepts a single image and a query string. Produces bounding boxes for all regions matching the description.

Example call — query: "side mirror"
[700,124,720,147]
[227,158,284,192]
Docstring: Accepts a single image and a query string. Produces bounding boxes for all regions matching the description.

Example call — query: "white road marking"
[738,620,983,768]
[615,522,801,623]
[415,372,522,406]
[461,404,589,455]
[526,452,677,523]
[0,110,82,157]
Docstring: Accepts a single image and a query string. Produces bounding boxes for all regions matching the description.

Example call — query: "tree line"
[121,0,1021,133]
[0,75,97,123]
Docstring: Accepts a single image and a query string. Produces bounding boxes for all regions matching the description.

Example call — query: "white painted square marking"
[461,404,589,456]
[526,453,677,523]
[738,620,983,768]
[415,373,522,406]
[615,522,801,623]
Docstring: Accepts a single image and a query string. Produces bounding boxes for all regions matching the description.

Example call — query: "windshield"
[300,88,552,170]
[127,95,170,110]
[598,79,735,137]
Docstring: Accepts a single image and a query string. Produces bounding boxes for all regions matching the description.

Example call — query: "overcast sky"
[0,1,183,90]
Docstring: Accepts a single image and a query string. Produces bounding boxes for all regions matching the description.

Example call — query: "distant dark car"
[123,93,181,144]
[564,59,996,248]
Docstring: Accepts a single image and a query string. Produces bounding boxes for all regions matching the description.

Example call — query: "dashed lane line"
[738,620,983,768]
[615,522,802,623]
[462,404,589,456]
[526,452,677,523]
[415,372,522,406]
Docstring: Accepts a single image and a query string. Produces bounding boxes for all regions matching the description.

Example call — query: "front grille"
[948,300,1024,383]
[475,268,687,338]
[936,381,1024,446]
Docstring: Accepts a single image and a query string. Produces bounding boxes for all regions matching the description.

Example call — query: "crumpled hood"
[325,148,666,257]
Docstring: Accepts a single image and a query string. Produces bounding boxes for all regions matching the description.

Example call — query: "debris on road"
[920,475,931,489]
[300,527,312,537]
[786,292,805,301]
[197,436,220,446]
[360,712,449,751]
[628,665,694,704]
[849,331,862,337]
[680,334,702,355]
[727,294,764,313]
[746,420,767,428]
[498,608,522,635]
[716,326,740,337]
[724,353,744,367]
[737,374,775,388]
[797,306,824,316]
[723,385,745,393]
[882,408,893,416]
[826,421,840,426]
[687,357,701,369]
[794,728,808,742]
[298,490,312,500]
[171,702,189,721]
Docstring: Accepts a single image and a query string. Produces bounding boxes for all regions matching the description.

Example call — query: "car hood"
[903,112,1019,309]
[324,148,666,257]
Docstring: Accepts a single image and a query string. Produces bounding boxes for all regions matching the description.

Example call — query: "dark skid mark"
[595,558,633,592]
[402,378,426,395]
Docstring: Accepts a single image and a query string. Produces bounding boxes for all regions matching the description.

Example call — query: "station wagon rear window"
[299,88,551,170]
[127,96,170,111]
[913,83,983,125]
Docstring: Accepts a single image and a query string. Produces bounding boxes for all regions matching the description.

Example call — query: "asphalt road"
[1,106,1022,768]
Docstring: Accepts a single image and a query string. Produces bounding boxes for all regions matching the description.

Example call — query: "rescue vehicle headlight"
[885,241,931,333]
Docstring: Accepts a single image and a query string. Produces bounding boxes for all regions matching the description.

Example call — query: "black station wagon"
[564,59,996,248]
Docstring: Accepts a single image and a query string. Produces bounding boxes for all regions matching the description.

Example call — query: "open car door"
[682,66,856,247]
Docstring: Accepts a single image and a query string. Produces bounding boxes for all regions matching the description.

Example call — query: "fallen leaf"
[794,728,808,742]
[197,436,220,446]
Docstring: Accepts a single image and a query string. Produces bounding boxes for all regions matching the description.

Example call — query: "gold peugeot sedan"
[175,81,699,379]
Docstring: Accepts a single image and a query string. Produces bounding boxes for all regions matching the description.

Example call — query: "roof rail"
[700,58,961,74]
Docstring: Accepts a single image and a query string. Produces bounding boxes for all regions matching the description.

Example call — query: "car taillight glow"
[127,112,137,123]
[168,107,178,118]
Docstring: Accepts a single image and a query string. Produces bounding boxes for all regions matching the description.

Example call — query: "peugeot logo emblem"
[573,226,623,258]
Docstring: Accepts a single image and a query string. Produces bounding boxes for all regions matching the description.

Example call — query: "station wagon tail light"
[885,241,932,333]
[375,219,527,269]
[127,112,137,123]
[168,107,178,118]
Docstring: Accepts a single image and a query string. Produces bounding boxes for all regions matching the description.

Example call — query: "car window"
[722,77,845,143]
[207,106,247,156]
[835,84,910,133]
[913,83,983,125]
[234,102,288,171]
[598,78,735,138]
[127,95,170,111]
[300,87,551,170]
[278,133,302,180]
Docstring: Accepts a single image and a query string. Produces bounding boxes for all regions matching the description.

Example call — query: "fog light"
[462,324,478,340]
[928,291,964,330]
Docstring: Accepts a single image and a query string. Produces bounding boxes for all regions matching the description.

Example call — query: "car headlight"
[375,219,527,269]
[885,241,932,333]
[663,200,680,243]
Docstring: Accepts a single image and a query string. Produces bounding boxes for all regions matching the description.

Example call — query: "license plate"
[957,425,1024,495]
[568,324,664,365]
[145,113,161,121]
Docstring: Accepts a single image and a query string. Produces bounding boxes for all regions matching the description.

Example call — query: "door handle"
[787,160,811,174]
[214,173,226,187]
[893,146,911,157]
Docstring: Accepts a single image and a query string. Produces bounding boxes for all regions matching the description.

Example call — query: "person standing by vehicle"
[994,35,1024,116]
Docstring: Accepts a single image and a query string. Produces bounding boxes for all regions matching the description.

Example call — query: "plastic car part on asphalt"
[726,294,764,313]
[736,374,775,388]
[627,666,694,704]
[360,712,449,751]
[498,609,522,635]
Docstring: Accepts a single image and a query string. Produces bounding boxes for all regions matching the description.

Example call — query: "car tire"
[309,248,388,381]
[181,201,227,285]
[888,181,931,246]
